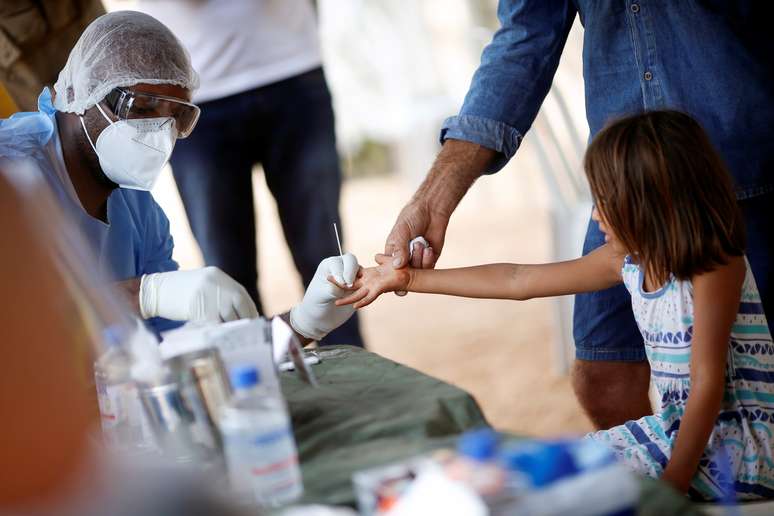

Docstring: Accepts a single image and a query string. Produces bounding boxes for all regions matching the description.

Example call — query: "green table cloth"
[281,346,702,515]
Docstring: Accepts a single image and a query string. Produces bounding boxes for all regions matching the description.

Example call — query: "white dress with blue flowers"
[586,256,774,500]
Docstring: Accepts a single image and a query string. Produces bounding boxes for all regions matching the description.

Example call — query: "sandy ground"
[154,139,594,437]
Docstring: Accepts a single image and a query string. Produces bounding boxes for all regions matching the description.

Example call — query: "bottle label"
[224,424,303,506]
[99,381,156,451]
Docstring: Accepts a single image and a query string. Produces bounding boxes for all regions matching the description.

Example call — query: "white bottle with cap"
[218,365,303,508]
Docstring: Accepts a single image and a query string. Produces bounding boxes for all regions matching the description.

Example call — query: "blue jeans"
[169,68,363,347]
[574,194,774,362]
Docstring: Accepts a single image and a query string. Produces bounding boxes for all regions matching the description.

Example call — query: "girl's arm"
[336,244,624,309]
[660,256,746,493]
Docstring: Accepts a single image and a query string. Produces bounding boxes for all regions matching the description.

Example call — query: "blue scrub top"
[0,89,179,333]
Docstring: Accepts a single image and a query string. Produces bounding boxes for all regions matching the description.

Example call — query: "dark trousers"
[169,68,363,347]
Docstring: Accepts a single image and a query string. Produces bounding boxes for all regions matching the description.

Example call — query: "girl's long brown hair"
[584,110,745,285]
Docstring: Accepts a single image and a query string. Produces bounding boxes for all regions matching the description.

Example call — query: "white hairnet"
[53,11,199,114]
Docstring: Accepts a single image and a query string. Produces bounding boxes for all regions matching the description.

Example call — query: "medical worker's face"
[78,84,192,185]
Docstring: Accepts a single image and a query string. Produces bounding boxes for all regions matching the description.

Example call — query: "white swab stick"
[333,222,343,256]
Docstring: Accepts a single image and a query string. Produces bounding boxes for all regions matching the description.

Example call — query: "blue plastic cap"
[457,428,499,461]
[230,365,260,389]
[500,441,578,488]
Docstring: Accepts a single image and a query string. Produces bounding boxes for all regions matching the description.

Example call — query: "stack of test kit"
[94,317,317,510]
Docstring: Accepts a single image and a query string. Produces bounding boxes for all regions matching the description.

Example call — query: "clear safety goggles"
[103,87,200,138]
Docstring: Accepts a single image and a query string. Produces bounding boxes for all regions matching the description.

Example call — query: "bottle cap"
[500,441,578,488]
[230,365,260,389]
[457,428,499,462]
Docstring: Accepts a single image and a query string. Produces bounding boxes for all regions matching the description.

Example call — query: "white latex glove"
[289,253,359,341]
[139,267,259,323]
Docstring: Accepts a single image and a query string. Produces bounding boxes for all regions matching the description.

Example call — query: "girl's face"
[592,205,627,254]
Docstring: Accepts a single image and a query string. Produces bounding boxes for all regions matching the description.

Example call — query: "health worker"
[0,11,358,342]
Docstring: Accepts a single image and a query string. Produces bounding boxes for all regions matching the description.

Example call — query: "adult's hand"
[384,139,497,274]
[289,253,360,341]
[139,267,258,323]
[385,200,446,270]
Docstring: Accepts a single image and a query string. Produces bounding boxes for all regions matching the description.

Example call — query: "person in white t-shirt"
[135,0,364,347]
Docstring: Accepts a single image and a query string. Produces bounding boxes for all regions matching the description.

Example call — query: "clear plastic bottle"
[94,324,156,454]
[218,365,303,508]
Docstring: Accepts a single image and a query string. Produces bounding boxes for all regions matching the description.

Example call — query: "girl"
[335,111,774,501]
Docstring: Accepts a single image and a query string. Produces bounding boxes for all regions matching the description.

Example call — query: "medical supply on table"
[157,346,232,455]
[445,428,506,496]
[352,431,501,516]
[95,316,313,507]
[138,380,204,463]
[494,439,640,516]
[137,343,232,474]
[353,431,640,516]
[162,319,273,378]
[219,365,303,508]
[285,332,319,386]
[161,316,317,390]
[94,323,158,454]
[386,464,488,516]
[164,346,232,425]
[353,455,436,515]
[279,350,321,371]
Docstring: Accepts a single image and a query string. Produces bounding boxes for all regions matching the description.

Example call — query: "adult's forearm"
[114,277,142,315]
[412,139,496,217]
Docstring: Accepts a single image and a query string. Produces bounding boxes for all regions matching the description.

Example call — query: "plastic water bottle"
[94,324,157,454]
[219,365,303,508]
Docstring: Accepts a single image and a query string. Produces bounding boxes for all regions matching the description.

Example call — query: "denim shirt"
[441,1,774,199]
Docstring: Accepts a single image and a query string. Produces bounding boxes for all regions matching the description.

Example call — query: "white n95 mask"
[80,103,177,191]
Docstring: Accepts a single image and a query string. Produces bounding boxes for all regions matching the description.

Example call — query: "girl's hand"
[331,254,411,309]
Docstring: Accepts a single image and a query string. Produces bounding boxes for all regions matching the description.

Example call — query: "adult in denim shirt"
[384,1,774,430]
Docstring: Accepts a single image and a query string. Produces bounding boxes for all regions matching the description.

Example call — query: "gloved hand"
[139,267,259,323]
[289,253,359,341]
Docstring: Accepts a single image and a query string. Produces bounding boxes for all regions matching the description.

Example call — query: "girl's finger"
[335,288,369,306]
[353,290,379,309]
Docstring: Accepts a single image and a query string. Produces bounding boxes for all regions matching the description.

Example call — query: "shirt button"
[631,3,640,13]
[644,71,653,81]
